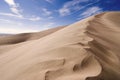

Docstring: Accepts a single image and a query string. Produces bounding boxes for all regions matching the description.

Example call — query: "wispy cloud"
[42,8,52,16]
[58,0,100,16]
[4,0,22,16]
[0,12,41,21]
[2,0,41,21]
[3,0,24,19]
[28,16,42,21]
[45,0,53,3]
[0,12,23,18]
[78,6,102,19]
[59,8,70,16]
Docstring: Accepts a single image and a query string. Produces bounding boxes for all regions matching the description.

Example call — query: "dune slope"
[0,12,120,80]
[0,26,65,45]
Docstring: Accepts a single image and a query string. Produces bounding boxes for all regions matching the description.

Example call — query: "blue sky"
[0,0,120,34]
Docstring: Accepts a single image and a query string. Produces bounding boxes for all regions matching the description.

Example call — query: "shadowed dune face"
[85,12,120,80]
[0,34,30,45]
[0,12,120,80]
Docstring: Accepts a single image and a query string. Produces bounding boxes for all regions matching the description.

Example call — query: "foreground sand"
[0,12,120,80]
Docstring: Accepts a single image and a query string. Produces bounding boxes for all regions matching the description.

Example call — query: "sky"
[0,0,120,34]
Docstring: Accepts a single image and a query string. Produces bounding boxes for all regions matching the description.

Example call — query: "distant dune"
[0,12,120,80]
[0,26,65,45]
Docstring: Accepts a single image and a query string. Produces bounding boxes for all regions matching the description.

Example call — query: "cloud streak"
[2,0,41,21]
[4,0,24,19]
[0,12,41,21]
[42,8,52,16]
[0,12,23,18]
[28,16,42,21]
[78,6,102,20]
[45,0,53,3]
[59,0,100,16]
[4,0,22,15]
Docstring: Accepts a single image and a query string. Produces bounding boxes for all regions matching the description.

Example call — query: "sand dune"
[0,26,65,45]
[0,12,120,80]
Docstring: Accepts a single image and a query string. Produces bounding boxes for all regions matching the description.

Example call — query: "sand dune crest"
[0,12,120,80]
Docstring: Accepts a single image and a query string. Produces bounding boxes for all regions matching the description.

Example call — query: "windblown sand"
[0,12,120,80]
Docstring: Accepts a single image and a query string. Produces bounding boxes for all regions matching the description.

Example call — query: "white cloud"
[4,0,23,19]
[42,8,52,16]
[4,0,16,5]
[4,0,22,15]
[0,12,42,21]
[59,0,88,16]
[58,0,100,16]
[0,12,23,18]
[79,6,102,19]
[45,0,53,3]
[10,6,20,15]
[29,17,42,21]
[3,0,42,21]
[0,0,43,22]
[59,8,70,16]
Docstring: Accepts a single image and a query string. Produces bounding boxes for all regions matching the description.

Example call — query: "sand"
[0,11,120,80]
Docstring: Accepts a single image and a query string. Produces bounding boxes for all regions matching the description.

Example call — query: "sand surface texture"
[0,12,120,80]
